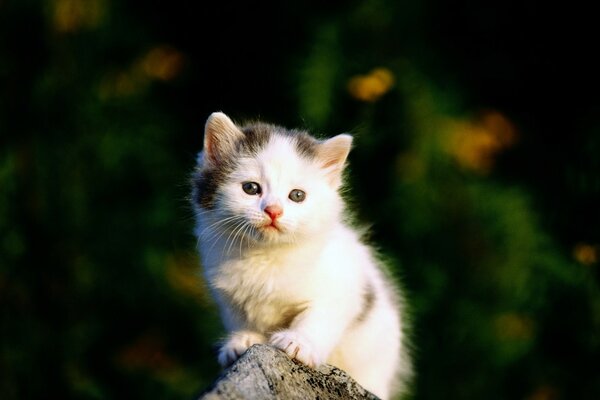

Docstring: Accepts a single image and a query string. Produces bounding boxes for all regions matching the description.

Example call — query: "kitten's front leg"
[270,329,321,368]
[218,330,267,367]
[269,303,353,368]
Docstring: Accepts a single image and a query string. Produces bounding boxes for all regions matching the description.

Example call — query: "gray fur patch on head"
[192,121,320,210]
[192,164,235,209]
[239,122,319,159]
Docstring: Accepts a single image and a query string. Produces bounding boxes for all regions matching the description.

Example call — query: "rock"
[198,344,379,400]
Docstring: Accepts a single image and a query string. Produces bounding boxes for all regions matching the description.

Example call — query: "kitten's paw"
[217,330,266,367]
[269,330,321,368]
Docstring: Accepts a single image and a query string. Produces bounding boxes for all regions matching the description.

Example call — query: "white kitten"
[192,112,412,399]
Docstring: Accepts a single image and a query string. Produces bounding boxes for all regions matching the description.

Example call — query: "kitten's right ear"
[317,134,353,188]
[203,112,245,166]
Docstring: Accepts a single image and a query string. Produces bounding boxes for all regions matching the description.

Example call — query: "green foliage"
[1,0,599,399]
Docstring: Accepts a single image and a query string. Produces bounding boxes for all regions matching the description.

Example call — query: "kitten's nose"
[264,205,283,221]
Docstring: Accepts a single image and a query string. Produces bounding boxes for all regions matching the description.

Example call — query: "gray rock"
[198,344,379,400]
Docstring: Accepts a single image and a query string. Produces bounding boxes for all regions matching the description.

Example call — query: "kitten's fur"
[192,112,411,399]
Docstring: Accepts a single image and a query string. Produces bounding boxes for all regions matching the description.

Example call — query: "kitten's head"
[192,112,352,246]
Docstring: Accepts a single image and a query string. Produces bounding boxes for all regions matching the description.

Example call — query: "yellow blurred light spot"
[139,46,185,81]
[53,0,106,33]
[166,254,208,302]
[494,312,534,340]
[97,71,141,100]
[348,67,395,102]
[573,243,598,266]
[526,385,558,400]
[443,110,518,174]
[97,45,184,100]
[113,72,137,96]
[116,332,177,372]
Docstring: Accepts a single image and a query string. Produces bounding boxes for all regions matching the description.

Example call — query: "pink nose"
[264,205,283,221]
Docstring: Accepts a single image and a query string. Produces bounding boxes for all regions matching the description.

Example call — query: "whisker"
[247,225,258,249]
[206,218,245,254]
[226,221,249,257]
[235,224,246,259]
[199,215,243,237]
[239,223,253,257]
[222,220,247,258]
[202,215,244,238]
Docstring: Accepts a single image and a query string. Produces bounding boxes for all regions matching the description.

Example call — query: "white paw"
[217,330,266,367]
[269,330,321,368]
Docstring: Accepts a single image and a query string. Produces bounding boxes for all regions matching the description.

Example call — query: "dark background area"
[1,1,599,399]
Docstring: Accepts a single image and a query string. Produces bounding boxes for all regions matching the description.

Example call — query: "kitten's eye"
[242,182,261,195]
[289,189,306,203]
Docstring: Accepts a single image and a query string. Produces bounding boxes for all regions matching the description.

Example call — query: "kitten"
[192,112,412,399]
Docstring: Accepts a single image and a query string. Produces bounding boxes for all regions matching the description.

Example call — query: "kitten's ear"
[317,134,353,187]
[202,112,245,166]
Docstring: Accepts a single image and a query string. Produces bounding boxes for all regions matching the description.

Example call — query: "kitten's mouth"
[261,221,282,232]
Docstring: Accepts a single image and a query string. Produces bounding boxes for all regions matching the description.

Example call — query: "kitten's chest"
[209,248,317,332]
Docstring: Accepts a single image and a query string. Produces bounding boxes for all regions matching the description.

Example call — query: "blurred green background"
[1,1,599,399]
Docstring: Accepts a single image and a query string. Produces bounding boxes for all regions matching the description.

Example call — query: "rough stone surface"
[198,344,379,400]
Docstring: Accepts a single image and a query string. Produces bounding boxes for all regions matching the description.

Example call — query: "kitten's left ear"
[202,112,245,167]
[317,134,353,188]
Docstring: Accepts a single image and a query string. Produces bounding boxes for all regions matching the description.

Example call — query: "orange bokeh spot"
[494,312,534,340]
[52,0,105,33]
[139,46,185,82]
[116,332,177,372]
[443,110,518,174]
[348,68,395,102]
[573,243,598,266]
[526,385,559,400]
[97,45,185,100]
